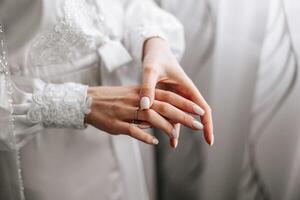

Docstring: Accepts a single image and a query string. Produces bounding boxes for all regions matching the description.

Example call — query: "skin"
[140,38,214,146]
[85,86,205,147]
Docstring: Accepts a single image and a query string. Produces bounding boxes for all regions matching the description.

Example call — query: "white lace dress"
[0,0,184,200]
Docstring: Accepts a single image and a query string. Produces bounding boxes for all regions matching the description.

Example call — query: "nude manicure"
[174,139,178,148]
[193,105,205,116]
[152,138,159,145]
[210,134,214,146]
[193,120,204,130]
[140,96,150,110]
[171,128,178,139]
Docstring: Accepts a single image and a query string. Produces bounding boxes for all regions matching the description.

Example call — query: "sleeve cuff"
[26,83,92,129]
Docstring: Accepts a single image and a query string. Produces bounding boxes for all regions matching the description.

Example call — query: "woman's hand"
[85,86,205,148]
[140,38,214,146]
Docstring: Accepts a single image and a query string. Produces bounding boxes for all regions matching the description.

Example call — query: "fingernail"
[140,97,150,110]
[193,105,205,116]
[193,120,204,130]
[138,124,151,129]
[152,138,159,145]
[210,134,214,146]
[171,128,178,139]
[174,139,178,148]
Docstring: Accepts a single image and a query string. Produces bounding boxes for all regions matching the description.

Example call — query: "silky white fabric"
[238,0,297,199]
[0,0,185,200]
[196,0,270,199]
[246,1,300,199]
[194,0,300,199]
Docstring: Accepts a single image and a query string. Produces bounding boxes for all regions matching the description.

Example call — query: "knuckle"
[132,94,140,103]
[147,136,154,144]
[93,100,102,109]
[182,114,193,126]
[142,135,152,144]
[133,86,141,93]
[110,124,121,135]
[142,134,151,142]
[143,66,152,72]
[183,102,191,111]
[149,109,156,115]
[145,109,155,120]
[126,125,136,136]
[107,119,116,126]
[163,91,173,101]
[126,94,139,104]
[158,102,169,114]
[119,95,127,103]
[167,125,174,137]
[143,65,157,75]
[141,85,152,93]
[111,104,120,112]
[205,105,212,113]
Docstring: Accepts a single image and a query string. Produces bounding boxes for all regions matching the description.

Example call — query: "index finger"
[139,66,159,110]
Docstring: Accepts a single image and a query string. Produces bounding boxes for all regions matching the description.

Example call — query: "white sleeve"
[123,0,185,63]
[0,75,92,151]
[0,23,92,151]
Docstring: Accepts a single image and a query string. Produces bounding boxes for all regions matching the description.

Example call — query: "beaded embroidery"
[28,0,109,68]
[0,23,25,200]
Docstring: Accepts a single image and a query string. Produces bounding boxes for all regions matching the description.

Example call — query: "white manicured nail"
[210,134,214,146]
[171,128,178,139]
[193,105,205,116]
[138,124,151,129]
[193,120,204,130]
[140,97,150,110]
[174,139,178,148]
[152,138,159,145]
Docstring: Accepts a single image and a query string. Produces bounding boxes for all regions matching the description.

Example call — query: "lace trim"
[27,83,92,129]
[28,0,108,68]
[28,21,96,68]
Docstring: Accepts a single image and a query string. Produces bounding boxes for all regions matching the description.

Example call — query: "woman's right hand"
[85,86,205,147]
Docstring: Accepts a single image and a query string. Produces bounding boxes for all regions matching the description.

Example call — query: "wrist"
[143,37,169,60]
[84,87,96,125]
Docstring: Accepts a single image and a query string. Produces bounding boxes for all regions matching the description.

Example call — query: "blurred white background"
[156,0,300,200]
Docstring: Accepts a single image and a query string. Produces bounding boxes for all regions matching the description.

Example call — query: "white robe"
[244,1,300,199]
[193,0,300,199]
[0,1,185,200]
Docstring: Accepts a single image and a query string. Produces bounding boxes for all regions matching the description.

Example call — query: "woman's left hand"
[140,38,214,146]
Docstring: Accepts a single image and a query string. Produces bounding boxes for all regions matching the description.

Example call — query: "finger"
[175,123,181,138]
[202,113,214,146]
[117,105,176,137]
[152,100,204,131]
[155,89,205,116]
[175,76,214,146]
[137,122,152,129]
[170,123,181,148]
[116,121,159,145]
[139,109,177,140]
[140,66,159,110]
[114,106,138,122]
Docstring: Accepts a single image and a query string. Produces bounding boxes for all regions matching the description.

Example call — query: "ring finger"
[117,106,177,140]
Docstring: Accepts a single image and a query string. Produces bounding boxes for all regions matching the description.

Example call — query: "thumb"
[140,67,158,110]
